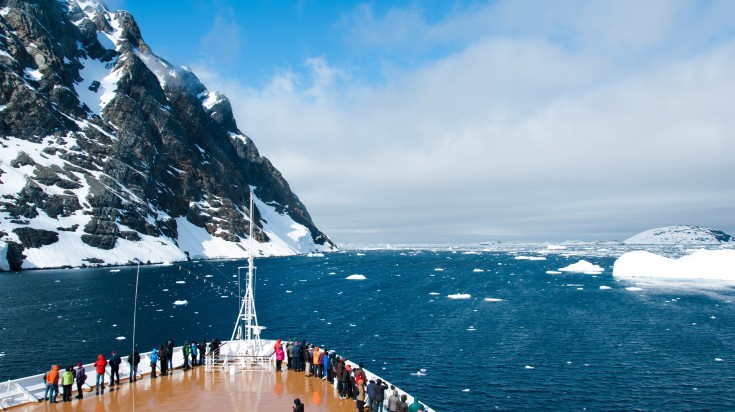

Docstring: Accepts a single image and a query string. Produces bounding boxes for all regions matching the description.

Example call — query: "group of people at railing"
[40,336,223,403]
[277,338,427,412]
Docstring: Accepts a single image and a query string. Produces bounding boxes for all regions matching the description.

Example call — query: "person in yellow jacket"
[61,366,75,402]
[43,365,60,403]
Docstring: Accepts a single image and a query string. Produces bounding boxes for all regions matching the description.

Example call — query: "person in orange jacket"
[94,354,107,394]
[43,365,60,402]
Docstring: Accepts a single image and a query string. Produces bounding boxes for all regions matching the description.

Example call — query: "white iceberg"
[484,297,504,302]
[173,300,188,305]
[346,274,367,280]
[115,336,126,340]
[613,249,735,281]
[447,293,471,299]
[558,260,604,274]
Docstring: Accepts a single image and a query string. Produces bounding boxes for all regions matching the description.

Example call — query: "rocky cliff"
[0,0,336,270]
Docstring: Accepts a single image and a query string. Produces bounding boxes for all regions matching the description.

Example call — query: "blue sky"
[105,0,735,244]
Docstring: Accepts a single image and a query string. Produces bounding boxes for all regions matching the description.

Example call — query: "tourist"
[94,354,107,394]
[183,340,191,369]
[128,348,140,382]
[61,366,74,402]
[304,344,313,377]
[317,348,326,379]
[397,394,409,412]
[407,397,424,412]
[286,339,294,370]
[190,340,198,366]
[372,379,388,412]
[199,339,207,366]
[108,350,121,386]
[158,345,168,375]
[43,364,59,402]
[366,379,375,412]
[211,337,222,360]
[339,362,351,399]
[292,340,302,371]
[275,344,285,372]
[355,371,367,412]
[312,346,321,378]
[386,386,400,412]
[323,352,333,382]
[150,347,159,378]
[274,338,282,352]
[74,362,86,399]
[335,357,344,390]
[293,397,305,412]
[166,338,174,372]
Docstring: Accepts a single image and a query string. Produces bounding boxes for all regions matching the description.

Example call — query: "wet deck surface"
[19,368,358,412]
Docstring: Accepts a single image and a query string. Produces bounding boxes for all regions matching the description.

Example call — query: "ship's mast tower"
[230,188,263,355]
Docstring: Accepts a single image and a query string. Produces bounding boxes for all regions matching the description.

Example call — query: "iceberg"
[173,300,188,305]
[613,249,735,281]
[558,260,604,274]
[447,293,471,299]
[346,274,367,280]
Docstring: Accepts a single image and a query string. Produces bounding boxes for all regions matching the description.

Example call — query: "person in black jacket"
[158,345,168,376]
[128,348,140,383]
[199,339,207,366]
[372,379,388,412]
[166,339,174,372]
[292,398,304,412]
[108,351,121,386]
[210,338,221,360]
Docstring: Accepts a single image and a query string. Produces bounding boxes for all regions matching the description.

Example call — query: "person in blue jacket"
[150,348,158,378]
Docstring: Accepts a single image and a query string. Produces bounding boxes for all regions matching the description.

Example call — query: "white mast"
[229,188,263,355]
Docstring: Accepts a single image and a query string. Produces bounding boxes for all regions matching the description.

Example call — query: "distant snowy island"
[624,225,733,245]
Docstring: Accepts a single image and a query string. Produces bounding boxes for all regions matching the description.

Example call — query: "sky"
[104,0,735,245]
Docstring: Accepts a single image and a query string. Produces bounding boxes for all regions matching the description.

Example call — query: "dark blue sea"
[2,245,734,410]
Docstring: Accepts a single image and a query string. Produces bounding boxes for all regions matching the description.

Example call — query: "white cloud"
[193,1,735,243]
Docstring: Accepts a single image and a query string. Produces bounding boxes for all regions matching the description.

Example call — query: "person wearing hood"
[150,347,159,378]
[292,398,305,412]
[312,347,321,378]
[198,339,207,366]
[108,350,121,386]
[387,386,400,412]
[355,371,367,412]
[94,354,107,393]
[183,340,191,370]
[407,397,424,412]
[74,362,87,399]
[275,344,285,372]
[292,341,302,372]
[317,348,326,379]
[158,345,168,375]
[397,394,409,412]
[190,340,198,366]
[166,338,174,372]
[43,364,60,402]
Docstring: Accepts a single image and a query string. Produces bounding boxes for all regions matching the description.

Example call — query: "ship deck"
[12,367,357,412]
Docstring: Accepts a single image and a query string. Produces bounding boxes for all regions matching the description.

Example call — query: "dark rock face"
[0,0,336,269]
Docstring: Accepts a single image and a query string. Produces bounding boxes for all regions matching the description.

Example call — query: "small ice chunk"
[558,260,604,274]
[626,287,644,291]
[115,336,126,340]
[484,297,504,302]
[346,274,367,280]
[173,300,188,305]
[599,285,612,290]
[109,269,120,273]
[546,271,562,275]
[525,365,535,369]
[715,358,724,362]
[462,388,470,392]
[176,281,185,284]
[447,294,471,299]
[428,292,441,296]
[434,268,444,271]
[473,268,484,272]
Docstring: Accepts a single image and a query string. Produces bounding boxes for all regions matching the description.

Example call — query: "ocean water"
[1,245,734,410]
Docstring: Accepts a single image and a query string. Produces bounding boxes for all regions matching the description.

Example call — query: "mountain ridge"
[0,0,336,271]
[623,225,733,245]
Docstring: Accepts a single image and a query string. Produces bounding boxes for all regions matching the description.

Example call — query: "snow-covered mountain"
[624,226,733,245]
[0,0,336,270]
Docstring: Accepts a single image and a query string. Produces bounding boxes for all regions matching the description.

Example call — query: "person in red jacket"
[94,354,107,394]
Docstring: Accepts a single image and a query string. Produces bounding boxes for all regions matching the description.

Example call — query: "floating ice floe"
[346,274,367,280]
[558,260,604,274]
[466,326,477,331]
[484,297,504,302]
[462,389,470,392]
[546,270,562,275]
[599,285,612,290]
[115,336,126,341]
[547,245,566,250]
[715,358,724,362]
[410,369,427,376]
[473,268,485,272]
[176,281,185,284]
[525,365,535,370]
[434,268,444,271]
[109,269,120,273]
[205,275,213,278]
[515,256,547,261]
[613,249,735,281]
[626,287,644,291]
[173,300,188,306]
[286,290,292,293]
[429,292,440,296]
[447,294,471,299]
